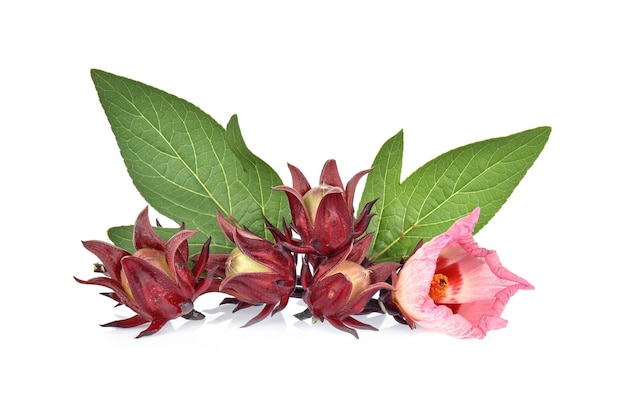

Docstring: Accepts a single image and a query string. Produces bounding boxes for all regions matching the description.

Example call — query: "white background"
[2,1,623,408]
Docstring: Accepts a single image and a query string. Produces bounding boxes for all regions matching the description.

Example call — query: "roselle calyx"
[217,211,297,326]
[322,260,371,302]
[302,183,341,225]
[225,248,273,278]
[273,159,376,267]
[299,234,394,339]
[75,207,216,338]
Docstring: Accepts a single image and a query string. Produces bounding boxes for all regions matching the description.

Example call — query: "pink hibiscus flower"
[392,207,534,338]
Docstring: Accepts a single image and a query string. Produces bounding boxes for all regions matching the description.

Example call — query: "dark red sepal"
[81,240,129,282]
[121,256,193,320]
[101,315,148,329]
[133,206,168,251]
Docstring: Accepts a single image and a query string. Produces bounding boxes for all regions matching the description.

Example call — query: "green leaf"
[359,126,551,262]
[107,225,220,256]
[224,115,290,234]
[91,69,289,249]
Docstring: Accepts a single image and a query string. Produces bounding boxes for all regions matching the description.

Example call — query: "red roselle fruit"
[216,211,297,327]
[75,207,216,338]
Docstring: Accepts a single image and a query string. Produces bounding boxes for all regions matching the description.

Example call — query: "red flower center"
[429,247,465,304]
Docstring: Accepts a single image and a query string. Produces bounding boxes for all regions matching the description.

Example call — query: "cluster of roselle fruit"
[76,160,533,339]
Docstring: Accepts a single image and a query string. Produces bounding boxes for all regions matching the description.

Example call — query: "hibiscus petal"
[393,207,533,339]
[436,245,533,304]
[393,233,450,326]
[411,304,479,338]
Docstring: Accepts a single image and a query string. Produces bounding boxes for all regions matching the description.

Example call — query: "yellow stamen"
[429,273,448,302]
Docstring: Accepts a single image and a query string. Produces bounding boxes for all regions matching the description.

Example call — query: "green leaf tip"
[360,126,551,262]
